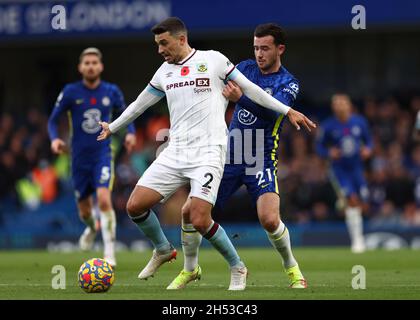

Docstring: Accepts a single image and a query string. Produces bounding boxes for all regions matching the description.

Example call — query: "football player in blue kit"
[316,93,373,253]
[48,48,136,266]
[168,23,308,289]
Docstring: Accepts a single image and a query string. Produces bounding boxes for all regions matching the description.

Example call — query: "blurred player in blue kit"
[168,23,308,289]
[316,93,373,253]
[48,48,137,266]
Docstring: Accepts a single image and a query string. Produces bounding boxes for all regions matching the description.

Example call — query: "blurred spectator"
[369,200,400,228]
[32,159,58,203]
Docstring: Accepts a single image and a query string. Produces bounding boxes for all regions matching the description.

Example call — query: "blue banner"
[0,0,420,40]
[1,223,420,249]
[0,0,171,40]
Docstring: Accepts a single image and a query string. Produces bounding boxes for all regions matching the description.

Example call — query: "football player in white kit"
[97,17,316,290]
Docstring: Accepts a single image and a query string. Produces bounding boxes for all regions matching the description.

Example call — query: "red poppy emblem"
[181,66,189,76]
[90,97,97,105]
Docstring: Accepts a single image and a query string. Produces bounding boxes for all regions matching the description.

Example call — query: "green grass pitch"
[0,247,419,300]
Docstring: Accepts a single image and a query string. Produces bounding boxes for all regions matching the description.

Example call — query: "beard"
[259,60,275,72]
[84,72,100,83]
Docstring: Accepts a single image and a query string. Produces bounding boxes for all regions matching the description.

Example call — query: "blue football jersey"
[48,81,135,164]
[316,114,373,170]
[215,60,299,208]
[228,59,299,164]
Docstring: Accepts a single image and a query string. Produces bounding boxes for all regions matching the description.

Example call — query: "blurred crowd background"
[1,93,420,228]
[1,0,420,245]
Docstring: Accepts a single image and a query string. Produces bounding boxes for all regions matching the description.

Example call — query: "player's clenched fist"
[97,121,112,141]
[51,138,67,154]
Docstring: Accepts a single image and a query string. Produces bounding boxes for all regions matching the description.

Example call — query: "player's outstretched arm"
[98,85,164,140]
[230,72,316,131]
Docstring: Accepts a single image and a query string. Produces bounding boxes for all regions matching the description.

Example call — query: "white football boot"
[138,247,177,280]
[228,265,248,291]
[79,227,97,251]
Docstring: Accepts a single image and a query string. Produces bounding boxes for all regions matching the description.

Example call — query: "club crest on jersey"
[102,96,110,107]
[352,126,361,136]
[264,87,273,95]
[196,63,208,72]
[238,109,257,125]
[181,66,190,76]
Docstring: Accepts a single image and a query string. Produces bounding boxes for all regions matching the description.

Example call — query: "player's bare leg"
[97,187,117,267]
[167,198,203,290]
[77,196,97,251]
[257,193,306,288]
[345,195,365,253]
[126,185,176,279]
[189,197,247,290]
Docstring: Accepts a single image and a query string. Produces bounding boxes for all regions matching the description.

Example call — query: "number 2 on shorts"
[202,173,213,189]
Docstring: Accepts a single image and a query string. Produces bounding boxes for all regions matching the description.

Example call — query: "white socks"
[267,221,297,269]
[182,221,202,272]
[345,207,365,250]
[100,210,116,258]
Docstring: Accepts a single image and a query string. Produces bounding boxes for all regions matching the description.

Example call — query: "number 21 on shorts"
[256,168,274,187]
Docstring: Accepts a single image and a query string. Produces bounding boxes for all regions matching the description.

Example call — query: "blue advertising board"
[0,0,420,41]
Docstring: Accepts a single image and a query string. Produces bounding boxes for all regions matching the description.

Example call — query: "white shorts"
[137,145,226,205]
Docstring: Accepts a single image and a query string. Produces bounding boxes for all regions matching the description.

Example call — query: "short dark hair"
[151,17,187,36]
[254,23,286,45]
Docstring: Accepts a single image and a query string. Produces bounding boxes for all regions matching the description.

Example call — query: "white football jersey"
[149,49,235,148]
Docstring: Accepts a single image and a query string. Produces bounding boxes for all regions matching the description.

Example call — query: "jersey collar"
[175,49,197,65]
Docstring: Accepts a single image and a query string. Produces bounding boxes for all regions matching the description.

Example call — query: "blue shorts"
[329,166,369,201]
[215,158,279,209]
[71,156,113,201]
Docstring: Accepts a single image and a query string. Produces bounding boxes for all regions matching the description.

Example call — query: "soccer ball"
[78,258,115,293]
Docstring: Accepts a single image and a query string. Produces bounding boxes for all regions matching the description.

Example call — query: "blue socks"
[130,210,171,253]
[203,222,242,268]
